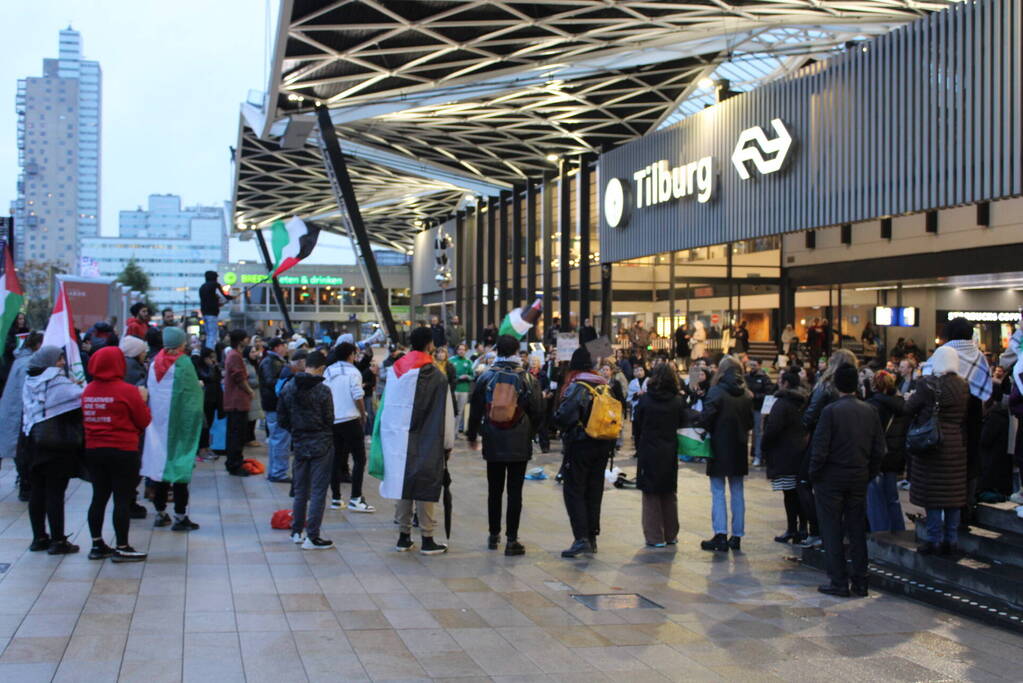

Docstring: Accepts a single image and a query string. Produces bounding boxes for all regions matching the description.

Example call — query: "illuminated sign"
[731,119,793,180]
[226,272,345,287]
[874,306,919,327]
[946,310,1019,323]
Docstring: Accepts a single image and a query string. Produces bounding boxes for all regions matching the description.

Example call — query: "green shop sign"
[225,272,345,287]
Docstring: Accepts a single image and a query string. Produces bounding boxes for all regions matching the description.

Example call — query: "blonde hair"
[710,355,743,386]
[818,348,858,388]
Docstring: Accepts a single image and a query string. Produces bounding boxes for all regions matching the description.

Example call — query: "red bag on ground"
[242,458,265,475]
[271,509,293,530]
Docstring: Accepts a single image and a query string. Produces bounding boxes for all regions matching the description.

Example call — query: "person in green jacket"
[450,343,475,434]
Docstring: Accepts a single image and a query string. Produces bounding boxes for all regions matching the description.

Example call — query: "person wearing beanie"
[809,362,885,598]
[906,345,969,556]
[553,344,616,558]
[119,336,149,387]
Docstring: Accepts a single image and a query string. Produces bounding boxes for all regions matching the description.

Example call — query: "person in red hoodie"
[82,346,152,562]
[125,303,151,340]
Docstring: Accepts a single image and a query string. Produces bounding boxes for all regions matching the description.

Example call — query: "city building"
[11,27,101,269]
[80,194,227,313]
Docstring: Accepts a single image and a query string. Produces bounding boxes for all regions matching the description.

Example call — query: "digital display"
[874,306,918,327]
[874,306,894,326]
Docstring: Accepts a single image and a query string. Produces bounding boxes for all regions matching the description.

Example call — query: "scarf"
[923,340,991,401]
[22,367,84,436]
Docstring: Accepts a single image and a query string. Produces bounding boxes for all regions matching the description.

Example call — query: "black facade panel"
[598,0,1020,264]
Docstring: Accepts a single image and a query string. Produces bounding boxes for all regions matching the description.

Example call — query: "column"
[487,196,497,330]
[577,154,592,324]
[541,172,554,340]
[558,160,571,329]
[525,181,537,342]
[498,189,510,320]
[512,185,523,310]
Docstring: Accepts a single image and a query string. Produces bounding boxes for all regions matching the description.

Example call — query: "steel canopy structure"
[233,0,956,252]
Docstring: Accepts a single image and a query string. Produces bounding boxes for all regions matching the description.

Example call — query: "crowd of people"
[2,291,1021,602]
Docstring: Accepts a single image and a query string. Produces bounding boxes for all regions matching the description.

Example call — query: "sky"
[0,0,354,264]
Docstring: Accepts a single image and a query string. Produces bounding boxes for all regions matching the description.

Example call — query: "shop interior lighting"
[545,153,559,162]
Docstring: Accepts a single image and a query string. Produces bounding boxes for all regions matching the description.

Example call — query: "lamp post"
[434,227,452,325]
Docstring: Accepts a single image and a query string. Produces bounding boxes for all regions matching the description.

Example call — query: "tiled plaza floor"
[0,434,1020,682]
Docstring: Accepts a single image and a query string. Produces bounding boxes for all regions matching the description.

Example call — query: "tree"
[117,257,150,297]
[19,259,66,329]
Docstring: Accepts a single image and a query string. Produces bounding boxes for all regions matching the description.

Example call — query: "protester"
[627,365,647,418]
[192,347,221,462]
[119,336,148,386]
[82,346,151,562]
[450,343,474,433]
[746,358,773,467]
[634,363,683,547]
[3,311,30,365]
[810,364,885,597]
[907,345,969,555]
[579,317,597,345]
[22,346,84,554]
[761,369,809,544]
[467,334,542,556]
[142,327,203,531]
[553,346,616,558]
[223,329,253,476]
[324,341,374,513]
[445,315,466,351]
[124,303,151,340]
[199,270,234,349]
[259,338,291,482]
[373,326,454,555]
[865,371,907,532]
[160,308,176,328]
[429,315,447,350]
[0,331,42,501]
[279,349,335,549]
[734,320,750,354]
[245,344,264,447]
[434,346,456,397]
[698,355,753,552]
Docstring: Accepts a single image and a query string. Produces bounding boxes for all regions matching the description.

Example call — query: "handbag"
[906,377,942,454]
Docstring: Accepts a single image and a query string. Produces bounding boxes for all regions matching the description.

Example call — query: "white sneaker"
[347,497,375,513]
[799,535,822,549]
[751,457,763,467]
[291,532,304,544]
[330,498,344,509]
[1010,491,1023,505]
[302,536,334,550]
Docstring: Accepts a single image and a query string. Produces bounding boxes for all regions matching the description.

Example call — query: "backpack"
[486,367,525,429]
[275,373,294,396]
[578,381,623,441]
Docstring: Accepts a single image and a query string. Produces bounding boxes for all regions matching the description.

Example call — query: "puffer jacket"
[867,392,907,474]
[553,371,607,444]
[761,388,807,480]
[906,373,969,509]
[698,368,753,478]
[277,373,334,458]
[466,360,543,462]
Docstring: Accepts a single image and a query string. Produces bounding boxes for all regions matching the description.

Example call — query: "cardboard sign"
[556,332,579,359]
[585,335,613,360]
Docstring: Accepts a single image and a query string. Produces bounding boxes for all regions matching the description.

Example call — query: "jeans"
[709,476,745,537]
[814,481,868,587]
[331,419,366,501]
[454,391,469,432]
[85,449,140,547]
[925,507,961,544]
[486,461,527,539]
[292,455,332,539]
[866,473,906,532]
[202,314,218,349]
[265,412,292,480]
[751,411,763,460]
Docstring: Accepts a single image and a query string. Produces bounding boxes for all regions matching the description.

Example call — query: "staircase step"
[912,523,1023,569]
[800,545,1023,633]
[974,502,1023,536]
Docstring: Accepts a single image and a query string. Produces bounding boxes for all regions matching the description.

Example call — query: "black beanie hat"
[834,364,859,394]
[569,346,593,371]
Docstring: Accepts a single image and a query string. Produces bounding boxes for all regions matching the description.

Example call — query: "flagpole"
[254,229,295,336]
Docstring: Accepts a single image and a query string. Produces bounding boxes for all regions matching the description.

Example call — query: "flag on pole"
[43,282,85,384]
[269,216,320,278]
[0,244,24,355]
[498,295,543,340]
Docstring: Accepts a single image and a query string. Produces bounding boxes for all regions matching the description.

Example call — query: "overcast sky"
[1,0,354,264]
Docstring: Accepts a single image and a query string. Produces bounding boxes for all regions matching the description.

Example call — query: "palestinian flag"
[141,350,204,484]
[270,216,320,278]
[498,295,543,340]
[0,244,23,357]
[43,282,85,384]
[369,351,454,501]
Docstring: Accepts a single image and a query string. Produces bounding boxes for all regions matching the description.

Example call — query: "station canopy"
[233,0,956,251]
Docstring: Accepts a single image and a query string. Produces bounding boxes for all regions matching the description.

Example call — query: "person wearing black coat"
[865,371,907,532]
[761,370,808,544]
[746,360,773,467]
[634,364,685,547]
[697,356,753,552]
[809,364,885,597]
[467,335,543,556]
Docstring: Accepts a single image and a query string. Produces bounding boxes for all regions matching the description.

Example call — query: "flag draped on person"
[141,349,204,483]
[42,281,84,384]
[270,216,321,278]
[0,244,24,352]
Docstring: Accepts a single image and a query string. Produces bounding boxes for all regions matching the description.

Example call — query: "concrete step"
[974,502,1023,536]
[912,522,1023,570]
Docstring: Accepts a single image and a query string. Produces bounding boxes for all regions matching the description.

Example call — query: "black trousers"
[225,410,248,472]
[86,449,140,546]
[486,461,527,539]
[330,419,366,500]
[562,440,611,541]
[153,481,189,516]
[28,462,69,540]
[797,481,819,536]
[782,488,804,534]
[814,481,868,587]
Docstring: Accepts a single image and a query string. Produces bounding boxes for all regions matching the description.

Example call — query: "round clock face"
[604,177,627,228]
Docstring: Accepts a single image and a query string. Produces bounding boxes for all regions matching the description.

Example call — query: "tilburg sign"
[603,119,794,229]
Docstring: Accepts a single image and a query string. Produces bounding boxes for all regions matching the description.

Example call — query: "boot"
[487,534,500,550]
[504,540,525,556]
[700,533,729,552]
[561,539,593,558]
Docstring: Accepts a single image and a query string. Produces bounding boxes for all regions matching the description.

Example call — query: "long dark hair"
[646,363,679,395]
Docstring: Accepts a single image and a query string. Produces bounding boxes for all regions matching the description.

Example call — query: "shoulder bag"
[906,377,942,455]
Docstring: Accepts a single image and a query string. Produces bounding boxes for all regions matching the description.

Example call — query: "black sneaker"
[112,546,148,563]
[29,535,51,552]
[89,542,114,560]
[561,539,593,558]
[395,533,414,552]
[700,533,729,552]
[172,516,200,532]
[154,512,171,527]
[817,583,851,598]
[228,468,251,477]
[487,534,500,550]
[728,536,742,551]
[504,540,525,556]
[129,502,148,520]
[850,581,869,598]
[916,541,938,555]
[48,537,80,555]
[420,537,448,555]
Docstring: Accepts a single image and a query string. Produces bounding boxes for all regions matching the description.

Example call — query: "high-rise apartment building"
[11,27,101,268]
[80,194,228,312]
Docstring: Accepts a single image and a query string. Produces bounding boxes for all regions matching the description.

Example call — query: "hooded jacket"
[466,359,542,463]
[0,346,35,459]
[125,317,149,340]
[698,368,753,478]
[634,388,684,494]
[278,372,334,458]
[761,388,808,480]
[258,351,285,411]
[82,346,152,451]
[553,371,607,444]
